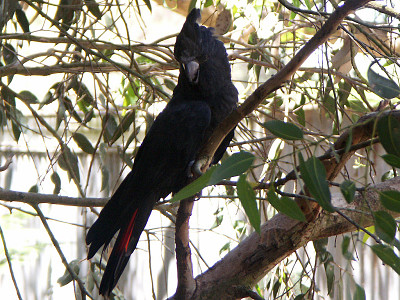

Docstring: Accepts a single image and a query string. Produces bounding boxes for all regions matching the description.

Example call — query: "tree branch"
[191,176,400,299]
[196,0,373,169]
[172,197,197,299]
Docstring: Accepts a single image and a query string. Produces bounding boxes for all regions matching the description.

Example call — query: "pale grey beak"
[183,61,199,84]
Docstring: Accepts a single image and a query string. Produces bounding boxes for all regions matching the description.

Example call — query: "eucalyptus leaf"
[51,172,61,195]
[237,174,260,233]
[263,120,304,140]
[374,211,396,243]
[73,133,95,154]
[371,244,400,275]
[209,151,255,185]
[298,153,333,212]
[267,188,306,222]
[368,62,400,99]
[377,114,400,158]
[380,190,400,213]
[353,284,366,300]
[171,166,216,203]
[382,154,400,168]
[340,180,356,203]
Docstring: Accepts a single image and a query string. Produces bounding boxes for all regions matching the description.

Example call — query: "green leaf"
[374,210,396,243]
[379,190,400,213]
[377,114,400,157]
[382,154,400,168]
[73,132,95,154]
[267,189,306,222]
[353,284,366,300]
[341,235,354,260]
[100,166,109,192]
[171,166,216,203]
[164,79,176,91]
[103,114,118,143]
[29,184,38,193]
[16,9,30,33]
[237,174,260,233]
[340,180,356,203]
[371,244,400,275]
[85,0,102,19]
[325,263,335,296]
[188,0,197,13]
[171,152,254,203]
[263,120,304,140]
[51,172,61,195]
[58,146,80,183]
[295,107,305,126]
[3,43,17,65]
[19,90,38,104]
[219,242,230,255]
[142,0,152,11]
[368,63,400,99]
[204,0,213,7]
[109,110,136,143]
[11,120,21,142]
[341,235,350,255]
[298,153,333,212]
[209,151,255,185]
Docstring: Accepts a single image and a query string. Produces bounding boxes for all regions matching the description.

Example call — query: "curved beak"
[183,61,199,84]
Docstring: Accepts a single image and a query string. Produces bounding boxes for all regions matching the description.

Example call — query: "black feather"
[86,8,238,296]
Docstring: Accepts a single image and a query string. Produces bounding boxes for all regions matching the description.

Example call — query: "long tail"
[86,182,156,295]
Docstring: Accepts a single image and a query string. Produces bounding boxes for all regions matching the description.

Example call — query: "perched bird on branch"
[86,8,238,296]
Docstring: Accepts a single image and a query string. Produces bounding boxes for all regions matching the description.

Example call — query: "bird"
[86,8,238,296]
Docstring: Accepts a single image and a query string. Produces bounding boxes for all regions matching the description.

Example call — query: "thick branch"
[191,177,400,299]
[173,197,196,299]
[196,0,372,167]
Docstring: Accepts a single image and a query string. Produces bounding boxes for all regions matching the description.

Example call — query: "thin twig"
[0,225,23,300]
[0,155,13,172]
[31,204,93,299]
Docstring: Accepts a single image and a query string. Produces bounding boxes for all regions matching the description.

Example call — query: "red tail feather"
[119,208,138,252]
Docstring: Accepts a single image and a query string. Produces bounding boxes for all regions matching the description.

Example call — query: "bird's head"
[174,9,208,85]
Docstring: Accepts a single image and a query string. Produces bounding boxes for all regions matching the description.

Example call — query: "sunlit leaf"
[209,151,255,185]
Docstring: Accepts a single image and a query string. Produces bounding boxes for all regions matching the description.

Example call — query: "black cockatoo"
[86,8,238,296]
